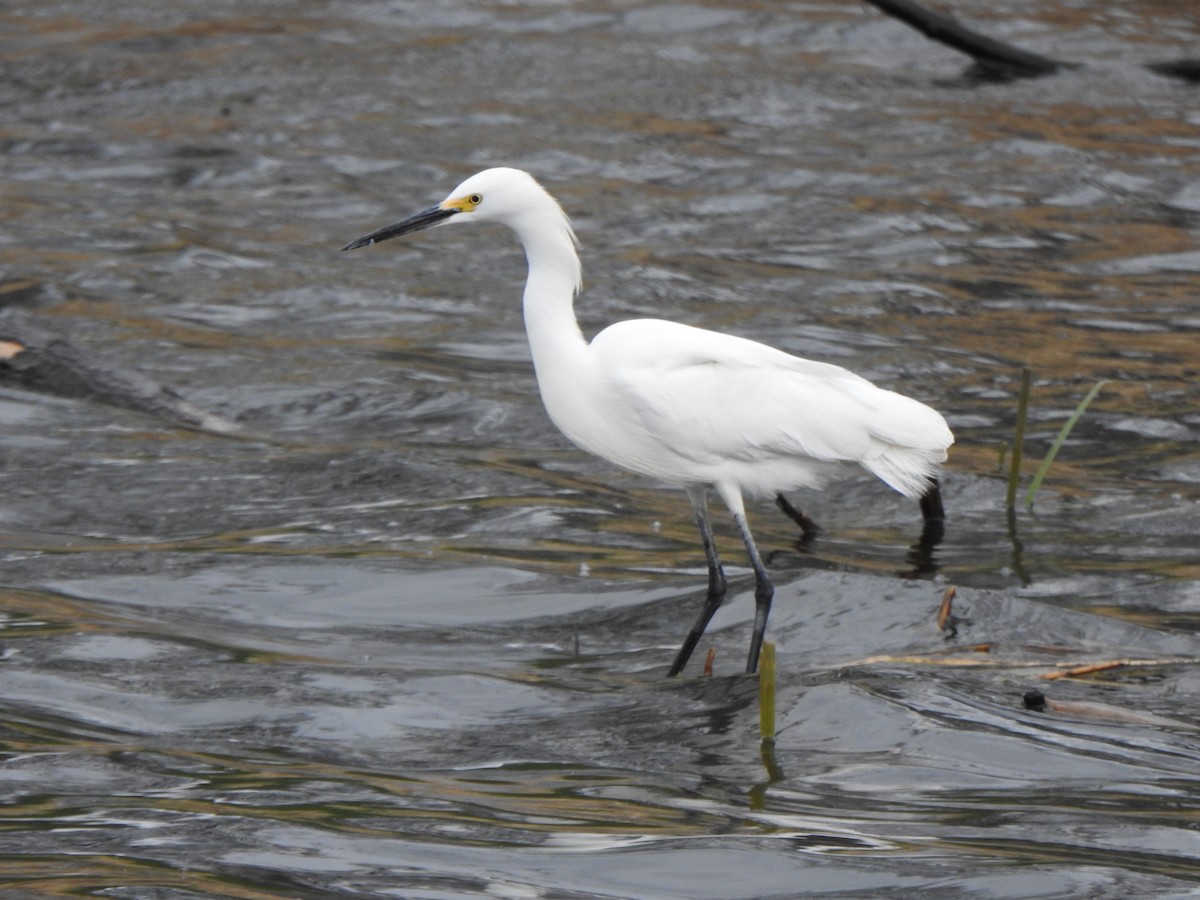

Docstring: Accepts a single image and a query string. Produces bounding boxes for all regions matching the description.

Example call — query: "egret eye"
[469,193,483,206]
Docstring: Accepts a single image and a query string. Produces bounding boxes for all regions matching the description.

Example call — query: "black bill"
[341,205,459,251]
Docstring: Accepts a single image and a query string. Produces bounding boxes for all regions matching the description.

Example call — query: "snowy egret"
[343,168,953,676]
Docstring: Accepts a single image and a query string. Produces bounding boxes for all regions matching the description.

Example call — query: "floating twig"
[849,651,1010,668]
[1041,660,1127,681]
[935,585,957,632]
[851,653,1198,672]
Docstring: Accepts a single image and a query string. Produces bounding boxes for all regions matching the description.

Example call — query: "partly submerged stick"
[1025,380,1109,509]
[862,0,1200,85]
[1006,367,1032,510]
[759,641,777,744]
[861,0,1069,79]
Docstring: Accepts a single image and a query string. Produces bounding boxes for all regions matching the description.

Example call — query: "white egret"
[343,168,953,676]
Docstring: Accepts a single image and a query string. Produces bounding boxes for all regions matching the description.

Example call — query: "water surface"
[2,1,1199,896]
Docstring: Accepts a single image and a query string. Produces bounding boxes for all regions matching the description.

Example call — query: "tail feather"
[864,446,947,499]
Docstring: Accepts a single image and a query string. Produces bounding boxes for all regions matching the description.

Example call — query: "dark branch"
[862,0,1072,80]
[1145,59,1200,84]
[0,309,240,435]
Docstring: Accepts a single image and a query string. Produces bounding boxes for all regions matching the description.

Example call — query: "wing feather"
[590,319,951,495]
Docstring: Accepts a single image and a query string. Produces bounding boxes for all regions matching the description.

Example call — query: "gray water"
[2,1,1200,896]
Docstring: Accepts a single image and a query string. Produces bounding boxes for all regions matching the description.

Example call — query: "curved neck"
[512,210,595,437]
[517,211,587,367]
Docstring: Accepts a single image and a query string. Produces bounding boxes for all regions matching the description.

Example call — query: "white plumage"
[344,167,953,676]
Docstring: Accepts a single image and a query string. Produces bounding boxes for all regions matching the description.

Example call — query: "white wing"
[589,319,952,497]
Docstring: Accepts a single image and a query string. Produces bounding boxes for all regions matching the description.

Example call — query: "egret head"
[341,167,562,251]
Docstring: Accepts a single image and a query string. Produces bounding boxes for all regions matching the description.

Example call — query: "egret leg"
[667,488,728,677]
[901,477,947,576]
[917,477,945,551]
[775,492,820,538]
[919,478,945,522]
[732,511,774,675]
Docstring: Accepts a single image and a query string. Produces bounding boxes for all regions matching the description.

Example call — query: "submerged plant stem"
[1006,367,1032,510]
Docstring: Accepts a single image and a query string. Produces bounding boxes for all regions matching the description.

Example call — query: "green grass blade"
[1025,380,1109,509]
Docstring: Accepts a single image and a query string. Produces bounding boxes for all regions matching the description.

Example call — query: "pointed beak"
[341,204,460,251]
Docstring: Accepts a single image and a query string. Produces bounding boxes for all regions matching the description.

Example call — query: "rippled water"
[2,1,1200,896]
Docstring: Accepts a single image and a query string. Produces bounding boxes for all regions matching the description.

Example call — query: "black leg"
[901,478,946,577]
[668,489,728,677]
[734,511,774,675]
[919,478,945,523]
[917,477,945,557]
[775,493,820,538]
